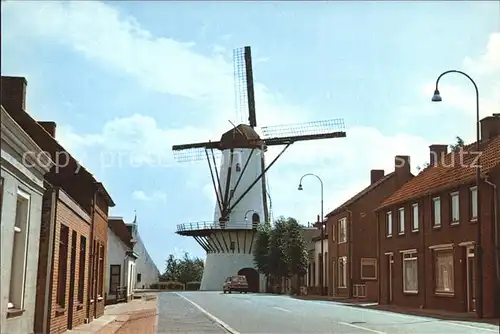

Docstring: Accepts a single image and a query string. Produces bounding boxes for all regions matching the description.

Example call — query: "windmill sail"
[233,46,257,128]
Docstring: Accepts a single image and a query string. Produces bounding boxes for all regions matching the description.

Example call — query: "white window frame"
[401,250,418,294]
[411,203,419,231]
[432,197,441,227]
[338,218,347,243]
[360,258,377,280]
[386,211,393,237]
[432,246,455,295]
[398,207,405,235]
[337,256,347,288]
[470,186,478,220]
[9,188,31,310]
[450,191,460,224]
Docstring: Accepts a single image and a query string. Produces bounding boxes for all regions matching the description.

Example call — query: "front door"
[332,259,336,296]
[466,246,476,312]
[387,253,394,304]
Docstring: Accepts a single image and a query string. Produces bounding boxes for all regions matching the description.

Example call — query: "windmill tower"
[172,46,346,292]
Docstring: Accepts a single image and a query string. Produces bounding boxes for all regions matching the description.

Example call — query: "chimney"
[370,169,385,184]
[429,144,448,166]
[480,114,500,141]
[1,76,27,111]
[38,121,56,138]
[394,155,410,176]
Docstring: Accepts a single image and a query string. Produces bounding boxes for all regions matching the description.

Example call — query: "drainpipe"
[86,189,97,321]
[42,187,58,333]
[346,208,353,299]
[376,210,381,302]
[484,176,499,316]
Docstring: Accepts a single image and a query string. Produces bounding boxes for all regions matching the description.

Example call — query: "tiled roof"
[326,172,395,217]
[109,218,133,249]
[378,136,500,210]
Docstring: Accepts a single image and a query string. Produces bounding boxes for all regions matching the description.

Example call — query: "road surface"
[157,291,499,333]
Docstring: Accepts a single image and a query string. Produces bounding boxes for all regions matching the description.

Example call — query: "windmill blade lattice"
[261,119,346,139]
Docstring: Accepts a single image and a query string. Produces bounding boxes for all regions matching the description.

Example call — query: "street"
[157,292,499,333]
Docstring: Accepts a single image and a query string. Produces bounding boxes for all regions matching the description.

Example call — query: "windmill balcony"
[176,221,259,236]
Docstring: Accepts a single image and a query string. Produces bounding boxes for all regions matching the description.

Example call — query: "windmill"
[173,46,346,292]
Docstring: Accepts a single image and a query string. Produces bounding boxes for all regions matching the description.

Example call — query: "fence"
[176,221,259,232]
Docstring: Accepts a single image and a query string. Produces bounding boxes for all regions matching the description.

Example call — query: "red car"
[223,275,248,293]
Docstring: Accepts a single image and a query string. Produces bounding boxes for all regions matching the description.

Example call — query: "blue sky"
[2,1,499,272]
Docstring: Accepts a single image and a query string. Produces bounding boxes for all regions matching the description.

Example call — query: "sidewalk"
[69,294,158,334]
[294,294,499,325]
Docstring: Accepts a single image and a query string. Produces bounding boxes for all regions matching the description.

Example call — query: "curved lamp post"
[244,209,258,227]
[432,70,482,318]
[298,173,324,295]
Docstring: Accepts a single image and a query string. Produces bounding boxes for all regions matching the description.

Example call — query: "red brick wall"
[327,171,413,300]
[378,180,498,317]
[91,199,109,318]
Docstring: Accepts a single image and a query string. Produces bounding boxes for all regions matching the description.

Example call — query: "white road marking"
[273,306,291,312]
[442,321,498,332]
[339,321,387,334]
[175,293,240,334]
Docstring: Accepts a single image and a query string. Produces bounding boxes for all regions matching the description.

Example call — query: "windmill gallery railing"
[176,221,259,233]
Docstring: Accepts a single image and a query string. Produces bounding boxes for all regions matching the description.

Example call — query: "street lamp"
[431,69,482,318]
[298,173,324,295]
[244,209,258,228]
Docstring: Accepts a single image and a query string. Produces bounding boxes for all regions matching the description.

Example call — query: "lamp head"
[298,184,303,191]
[431,89,442,102]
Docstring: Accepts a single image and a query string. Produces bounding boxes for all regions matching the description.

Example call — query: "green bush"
[186,281,201,291]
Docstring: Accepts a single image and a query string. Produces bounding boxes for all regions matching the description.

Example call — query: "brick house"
[325,155,414,300]
[1,76,116,332]
[1,107,54,333]
[376,115,500,318]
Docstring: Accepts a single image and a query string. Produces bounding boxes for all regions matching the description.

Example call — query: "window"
[470,186,478,220]
[331,224,335,242]
[402,251,418,293]
[338,257,347,287]
[78,236,86,304]
[411,203,419,231]
[386,211,393,237]
[360,258,377,280]
[137,273,142,283]
[434,249,454,294]
[109,265,121,295]
[338,218,347,243]
[98,244,104,297]
[432,197,441,227]
[56,224,69,307]
[398,208,405,234]
[9,189,31,310]
[450,192,460,223]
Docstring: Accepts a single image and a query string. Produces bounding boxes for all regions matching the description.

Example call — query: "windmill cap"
[219,124,264,150]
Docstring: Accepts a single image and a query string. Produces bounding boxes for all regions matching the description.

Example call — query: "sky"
[2,1,499,272]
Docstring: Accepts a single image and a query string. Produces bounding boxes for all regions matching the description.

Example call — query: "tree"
[449,136,465,152]
[253,221,272,278]
[161,252,204,284]
[253,216,309,294]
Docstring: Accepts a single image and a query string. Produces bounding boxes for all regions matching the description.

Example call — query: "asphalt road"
[157,291,499,334]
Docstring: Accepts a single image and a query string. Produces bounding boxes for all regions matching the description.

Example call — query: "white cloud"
[132,190,167,203]
[2,1,497,228]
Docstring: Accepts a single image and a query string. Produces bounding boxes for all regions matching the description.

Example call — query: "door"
[67,231,77,329]
[332,259,336,296]
[110,265,121,299]
[466,246,476,312]
[387,253,394,304]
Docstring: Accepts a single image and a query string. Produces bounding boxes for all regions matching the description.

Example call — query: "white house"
[126,218,160,289]
[106,217,138,304]
[0,106,53,333]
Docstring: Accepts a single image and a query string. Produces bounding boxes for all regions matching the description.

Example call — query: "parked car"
[223,275,248,293]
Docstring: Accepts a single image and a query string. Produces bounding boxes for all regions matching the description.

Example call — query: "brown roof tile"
[109,218,133,249]
[378,136,500,210]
